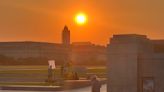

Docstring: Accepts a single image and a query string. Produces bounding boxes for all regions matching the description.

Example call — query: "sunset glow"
[75,13,87,25]
[0,1,164,45]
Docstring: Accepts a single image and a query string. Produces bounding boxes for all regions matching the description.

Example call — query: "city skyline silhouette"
[0,0,164,45]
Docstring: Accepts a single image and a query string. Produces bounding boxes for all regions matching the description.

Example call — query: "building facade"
[0,26,106,65]
[62,26,70,47]
[107,34,164,92]
[71,42,107,65]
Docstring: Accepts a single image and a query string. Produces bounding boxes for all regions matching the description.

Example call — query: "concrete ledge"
[0,79,107,91]
[1,85,61,91]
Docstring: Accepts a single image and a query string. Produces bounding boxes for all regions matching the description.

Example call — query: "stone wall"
[107,34,164,92]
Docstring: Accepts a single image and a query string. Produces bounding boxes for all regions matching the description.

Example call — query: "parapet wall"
[107,34,164,92]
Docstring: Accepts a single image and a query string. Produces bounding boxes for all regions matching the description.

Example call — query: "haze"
[0,0,164,45]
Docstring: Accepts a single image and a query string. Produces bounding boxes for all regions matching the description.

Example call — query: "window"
[142,77,154,92]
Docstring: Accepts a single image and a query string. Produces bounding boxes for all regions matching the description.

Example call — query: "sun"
[75,13,87,25]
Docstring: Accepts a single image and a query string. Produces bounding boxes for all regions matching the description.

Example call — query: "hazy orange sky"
[0,0,164,45]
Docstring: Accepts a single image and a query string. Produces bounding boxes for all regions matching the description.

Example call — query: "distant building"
[0,26,107,65]
[71,42,107,65]
[72,42,92,46]
[0,41,106,65]
[0,42,68,63]
[62,26,70,47]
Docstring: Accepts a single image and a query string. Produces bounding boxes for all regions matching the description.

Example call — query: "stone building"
[0,26,106,65]
[62,26,70,47]
[0,41,106,65]
[71,42,106,65]
[107,34,164,92]
[0,42,69,61]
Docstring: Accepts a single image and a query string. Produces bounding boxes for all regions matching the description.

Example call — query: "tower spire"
[62,25,70,46]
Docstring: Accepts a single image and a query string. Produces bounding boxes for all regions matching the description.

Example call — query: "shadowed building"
[0,41,106,65]
[62,26,70,47]
[71,42,106,65]
[61,26,71,61]
[107,34,164,92]
[0,26,107,65]
[0,42,69,64]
